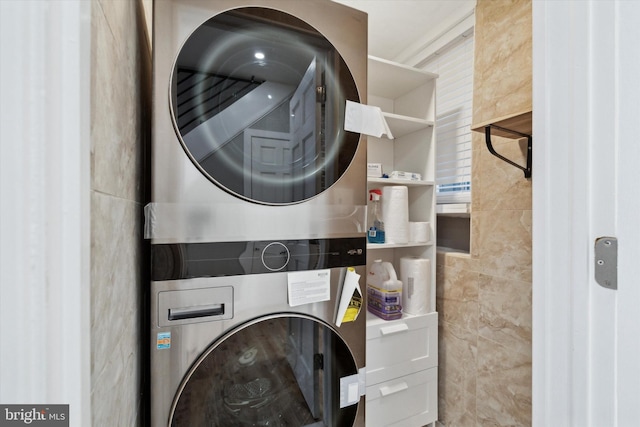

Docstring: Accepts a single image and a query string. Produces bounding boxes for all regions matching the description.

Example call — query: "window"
[421,32,474,204]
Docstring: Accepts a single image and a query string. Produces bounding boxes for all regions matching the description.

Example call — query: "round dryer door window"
[170,315,360,426]
[170,7,361,205]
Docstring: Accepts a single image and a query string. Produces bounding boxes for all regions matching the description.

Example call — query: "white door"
[533,1,640,425]
[243,129,293,203]
[290,57,320,200]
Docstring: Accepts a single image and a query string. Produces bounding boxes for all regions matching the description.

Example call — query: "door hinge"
[316,85,326,103]
[314,353,324,370]
[595,236,617,290]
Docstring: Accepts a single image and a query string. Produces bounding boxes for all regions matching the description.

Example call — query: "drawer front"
[366,312,437,385]
[365,367,438,427]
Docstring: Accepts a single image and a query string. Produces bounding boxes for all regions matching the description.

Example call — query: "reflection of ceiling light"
[254,52,265,60]
[267,94,272,99]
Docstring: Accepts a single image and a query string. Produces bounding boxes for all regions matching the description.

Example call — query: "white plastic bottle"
[366,260,402,320]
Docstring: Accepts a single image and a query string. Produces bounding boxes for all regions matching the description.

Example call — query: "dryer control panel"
[151,237,366,281]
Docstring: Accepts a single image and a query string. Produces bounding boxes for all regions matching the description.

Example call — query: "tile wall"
[436,0,532,425]
[90,0,151,425]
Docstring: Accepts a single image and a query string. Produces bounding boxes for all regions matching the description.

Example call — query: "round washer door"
[170,315,359,427]
[170,7,361,205]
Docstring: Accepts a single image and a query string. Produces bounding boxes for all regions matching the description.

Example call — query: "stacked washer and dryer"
[148,1,368,426]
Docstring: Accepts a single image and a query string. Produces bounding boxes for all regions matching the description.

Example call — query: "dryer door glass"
[170,315,359,426]
[170,7,361,205]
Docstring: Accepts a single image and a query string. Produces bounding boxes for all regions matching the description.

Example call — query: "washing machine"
[149,1,368,426]
[147,0,368,243]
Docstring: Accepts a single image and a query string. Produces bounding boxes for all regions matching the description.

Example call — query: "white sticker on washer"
[339,373,361,408]
[287,269,331,307]
[157,332,171,349]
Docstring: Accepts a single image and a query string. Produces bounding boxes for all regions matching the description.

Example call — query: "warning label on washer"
[157,332,171,349]
[287,269,331,307]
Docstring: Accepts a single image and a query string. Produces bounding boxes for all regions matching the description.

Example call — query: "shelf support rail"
[484,124,532,178]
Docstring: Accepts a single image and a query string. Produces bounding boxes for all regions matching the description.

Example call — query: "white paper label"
[344,100,393,139]
[287,269,331,307]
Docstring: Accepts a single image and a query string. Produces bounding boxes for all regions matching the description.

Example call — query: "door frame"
[532,1,640,425]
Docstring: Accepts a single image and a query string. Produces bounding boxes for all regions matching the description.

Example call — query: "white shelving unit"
[365,56,438,427]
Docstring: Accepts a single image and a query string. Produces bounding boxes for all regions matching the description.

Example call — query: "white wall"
[0,1,92,425]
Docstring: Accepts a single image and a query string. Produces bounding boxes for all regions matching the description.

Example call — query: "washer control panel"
[151,237,366,280]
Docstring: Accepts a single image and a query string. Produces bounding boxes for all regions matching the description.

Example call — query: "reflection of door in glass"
[287,317,321,418]
[243,130,293,203]
[290,57,320,201]
[244,57,322,204]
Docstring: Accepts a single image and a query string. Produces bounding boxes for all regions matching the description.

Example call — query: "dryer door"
[169,315,360,426]
[170,7,361,205]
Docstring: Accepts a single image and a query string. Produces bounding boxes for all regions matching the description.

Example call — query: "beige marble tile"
[478,274,532,355]
[90,191,144,427]
[473,0,532,126]
[438,377,477,427]
[91,0,146,202]
[476,337,532,426]
[89,2,149,426]
[473,133,532,212]
[473,210,532,283]
[438,296,479,335]
[438,320,477,398]
[440,264,479,302]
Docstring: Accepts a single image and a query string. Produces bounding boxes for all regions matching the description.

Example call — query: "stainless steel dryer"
[148,0,368,243]
[149,1,368,426]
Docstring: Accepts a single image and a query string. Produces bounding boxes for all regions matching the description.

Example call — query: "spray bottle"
[368,189,385,244]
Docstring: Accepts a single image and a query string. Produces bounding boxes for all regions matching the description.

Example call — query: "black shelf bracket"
[484,124,532,178]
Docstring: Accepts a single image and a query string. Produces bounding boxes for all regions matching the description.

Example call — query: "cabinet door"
[366,312,438,385]
[366,367,438,427]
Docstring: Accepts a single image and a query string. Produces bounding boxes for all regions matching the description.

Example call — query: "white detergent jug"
[367,260,403,320]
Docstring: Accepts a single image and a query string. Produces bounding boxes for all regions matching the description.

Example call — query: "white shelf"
[383,113,434,138]
[436,203,471,217]
[368,55,437,100]
[366,55,438,427]
[368,177,434,187]
[367,241,433,250]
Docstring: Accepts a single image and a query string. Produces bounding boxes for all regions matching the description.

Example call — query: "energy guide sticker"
[157,332,171,349]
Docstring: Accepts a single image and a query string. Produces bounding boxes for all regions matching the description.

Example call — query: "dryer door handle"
[168,303,224,321]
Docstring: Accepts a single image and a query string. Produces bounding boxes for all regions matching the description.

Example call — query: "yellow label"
[341,289,363,323]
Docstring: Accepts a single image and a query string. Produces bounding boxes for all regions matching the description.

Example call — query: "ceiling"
[332,0,475,62]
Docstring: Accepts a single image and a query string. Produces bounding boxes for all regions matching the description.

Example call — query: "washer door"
[170,7,361,205]
[170,315,360,426]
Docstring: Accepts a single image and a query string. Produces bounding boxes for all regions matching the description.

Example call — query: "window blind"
[421,33,474,204]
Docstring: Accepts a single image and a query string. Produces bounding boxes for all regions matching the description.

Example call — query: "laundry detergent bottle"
[367,260,402,320]
[367,189,385,244]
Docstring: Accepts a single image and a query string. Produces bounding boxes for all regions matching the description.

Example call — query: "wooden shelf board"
[471,110,532,137]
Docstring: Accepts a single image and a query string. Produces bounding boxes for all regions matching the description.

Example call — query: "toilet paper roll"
[409,222,431,243]
[400,256,431,315]
[382,186,409,244]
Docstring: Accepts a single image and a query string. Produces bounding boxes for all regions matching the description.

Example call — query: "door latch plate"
[594,236,617,290]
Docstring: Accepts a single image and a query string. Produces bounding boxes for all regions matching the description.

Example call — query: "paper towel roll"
[382,186,409,244]
[400,256,431,315]
[409,222,431,243]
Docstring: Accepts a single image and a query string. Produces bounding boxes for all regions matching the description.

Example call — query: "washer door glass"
[170,315,359,426]
[170,7,361,205]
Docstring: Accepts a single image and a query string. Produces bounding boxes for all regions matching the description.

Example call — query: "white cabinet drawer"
[365,367,438,427]
[366,312,438,385]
